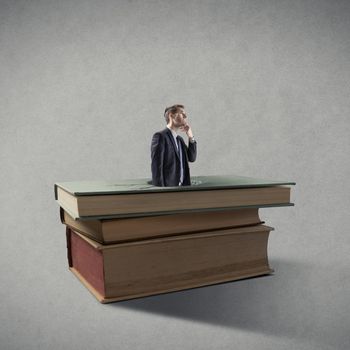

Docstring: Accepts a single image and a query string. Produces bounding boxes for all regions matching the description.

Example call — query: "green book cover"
[55,174,295,198]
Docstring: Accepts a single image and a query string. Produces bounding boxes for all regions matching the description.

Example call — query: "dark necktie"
[176,136,184,185]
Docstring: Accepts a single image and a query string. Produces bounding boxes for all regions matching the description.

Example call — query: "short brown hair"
[164,104,185,123]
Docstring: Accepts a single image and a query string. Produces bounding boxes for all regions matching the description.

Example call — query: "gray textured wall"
[1,0,349,349]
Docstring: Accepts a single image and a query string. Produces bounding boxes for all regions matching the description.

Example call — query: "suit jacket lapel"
[165,128,180,160]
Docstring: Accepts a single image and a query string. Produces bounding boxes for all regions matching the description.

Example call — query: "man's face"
[171,108,187,128]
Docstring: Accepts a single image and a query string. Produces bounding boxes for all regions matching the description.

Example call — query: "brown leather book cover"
[61,207,264,244]
[66,225,274,303]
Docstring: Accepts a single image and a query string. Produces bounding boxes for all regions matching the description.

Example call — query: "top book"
[55,174,295,219]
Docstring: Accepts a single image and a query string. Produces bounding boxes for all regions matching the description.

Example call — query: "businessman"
[151,104,197,186]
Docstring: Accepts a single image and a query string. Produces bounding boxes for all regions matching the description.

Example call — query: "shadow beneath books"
[114,258,348,349]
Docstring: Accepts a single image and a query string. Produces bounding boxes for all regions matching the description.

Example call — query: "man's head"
[164,104,187,128]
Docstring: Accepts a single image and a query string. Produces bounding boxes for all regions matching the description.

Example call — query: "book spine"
[60,207,65,224]
[66,227,73,267]
[69,230,105,296]
[54,184,58,200]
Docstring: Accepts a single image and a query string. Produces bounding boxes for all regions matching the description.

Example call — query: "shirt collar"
[167,125,178,139]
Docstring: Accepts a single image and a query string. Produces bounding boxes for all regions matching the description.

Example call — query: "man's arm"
[186,138,197,162]
[151,132,165,186]
[181,124,197,162]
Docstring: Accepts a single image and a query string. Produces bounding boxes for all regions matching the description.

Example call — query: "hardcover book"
[55,174,295,219]
[66,224,274,303]
[61,207,263,244]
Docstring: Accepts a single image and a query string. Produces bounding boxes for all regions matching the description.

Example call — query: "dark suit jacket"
[151,128,197,187]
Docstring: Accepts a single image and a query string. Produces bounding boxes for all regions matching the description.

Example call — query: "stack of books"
[55,174,295,303]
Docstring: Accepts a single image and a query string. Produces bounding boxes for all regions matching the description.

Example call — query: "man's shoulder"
[159,128,170,135]
[153,128,169,138]
[151,129,170,146]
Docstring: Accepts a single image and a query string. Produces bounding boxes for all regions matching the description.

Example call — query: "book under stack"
[55,174,295,303]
